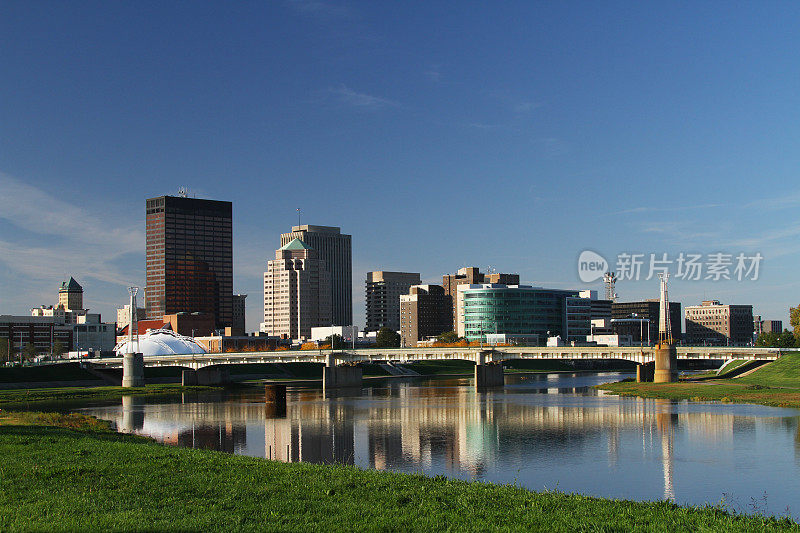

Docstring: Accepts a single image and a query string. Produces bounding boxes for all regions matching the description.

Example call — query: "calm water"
[79,373,800,519]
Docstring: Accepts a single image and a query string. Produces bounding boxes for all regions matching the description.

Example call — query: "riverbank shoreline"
[596,353,800,410]
[0,384,222,410]
[0,412,795,531]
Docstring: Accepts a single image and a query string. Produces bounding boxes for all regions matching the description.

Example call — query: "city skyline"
[2,3,800,330]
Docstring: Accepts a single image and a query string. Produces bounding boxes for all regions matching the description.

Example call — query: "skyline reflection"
[86,373,800,518]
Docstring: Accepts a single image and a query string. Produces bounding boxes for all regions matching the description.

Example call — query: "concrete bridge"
[88,345,782,388]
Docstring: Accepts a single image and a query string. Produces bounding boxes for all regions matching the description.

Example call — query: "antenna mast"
[658,273,672,346]
[603,272,618,301]
[128,287,139,353]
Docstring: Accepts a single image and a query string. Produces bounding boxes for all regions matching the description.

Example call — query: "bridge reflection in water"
[91,373,800,510]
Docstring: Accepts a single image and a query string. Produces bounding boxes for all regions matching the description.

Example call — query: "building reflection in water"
[93,376,800,508]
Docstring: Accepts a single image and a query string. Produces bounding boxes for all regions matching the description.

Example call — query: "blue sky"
[2,1,800,331]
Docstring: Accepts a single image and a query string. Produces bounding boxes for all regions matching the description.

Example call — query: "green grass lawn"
[599,353,800,409]
[737,353,800,388]
[0,384,220,409]
[0,414,795,531]
[0,362,99,383]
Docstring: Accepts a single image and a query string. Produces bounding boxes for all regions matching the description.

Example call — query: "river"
[78,372,800,519]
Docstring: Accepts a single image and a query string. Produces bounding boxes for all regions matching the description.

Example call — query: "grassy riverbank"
[0,384,220,409]
[598,354,800,409]
[0,414,796,531]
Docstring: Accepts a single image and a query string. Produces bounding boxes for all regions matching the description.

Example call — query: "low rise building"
[194,332,285,353]
[310,325,359,343]
[365,271,421,332]
[0,315,73,358]
[685,300,754,346]
[612,300,682,342]
[400,285,451,347]
[456,284,579,343]
[443,267,519,329]
[163,312,215,337]
[754,316,782,337]
[29,277,116,352]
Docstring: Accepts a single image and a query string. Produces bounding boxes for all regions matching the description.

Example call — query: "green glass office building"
[457,284,579,343]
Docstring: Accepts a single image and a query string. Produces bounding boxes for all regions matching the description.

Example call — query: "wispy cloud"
[0,172,143,288]
[745,192,800,211]
[425,67,443,83]
[286,0,351,19]
[532,137,568,157]
[514,101,540,114]
[614,203,723,216]
[327,85,401,111]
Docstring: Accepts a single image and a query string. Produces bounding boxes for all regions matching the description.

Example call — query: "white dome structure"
[114,328,207,356]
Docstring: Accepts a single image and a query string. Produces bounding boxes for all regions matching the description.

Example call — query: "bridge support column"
[122,352,144,388]
[323,365,362,389]
[654,344,678,383]
[636,362,654,382]
[181,370,198,386]
[265,384,287,417]
[120,395,144,433]
[475,352,504,388]
[195,367,230,386]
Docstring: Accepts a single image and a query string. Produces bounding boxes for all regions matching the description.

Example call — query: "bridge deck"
[87,346,782,370]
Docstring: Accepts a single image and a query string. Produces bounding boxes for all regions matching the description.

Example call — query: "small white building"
[310,325,359,343]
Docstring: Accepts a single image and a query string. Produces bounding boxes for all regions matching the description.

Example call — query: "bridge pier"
[181,367,230,386]
[265,384,287,417]
[636,362,654,382]
[323,365,362,389]
[122,352,144,388]
[475,350,504,388]
[120,395,144,433]
[654,344,678,383]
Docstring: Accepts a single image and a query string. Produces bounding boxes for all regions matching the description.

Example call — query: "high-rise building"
[456,284,578,343]
[400,285,451,347]
[232,294,247,334]
[612,300,682,342]
[260,238,331,340]
[281,225,351,326]
[365,271,421,332]
[145,195,233,329]
[685,300,754,346]
[58,277,83,311]
[442,267,519,329]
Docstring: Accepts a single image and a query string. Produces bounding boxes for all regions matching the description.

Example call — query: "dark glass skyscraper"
[145,196,233,329]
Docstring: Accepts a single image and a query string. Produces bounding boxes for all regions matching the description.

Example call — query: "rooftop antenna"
[603,272,618,302]
[297,207,301,228]
[178,187,189,198]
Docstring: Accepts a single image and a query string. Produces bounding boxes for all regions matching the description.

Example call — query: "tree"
[436,331,460,344]
[51,340,66,357]
[755,331,780,347]
[791,305,800,340]
[22,342,38,362]
[0,337,8,363]
[325,334,345,349]
[375,327,400,348]
[778,330,797,349]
